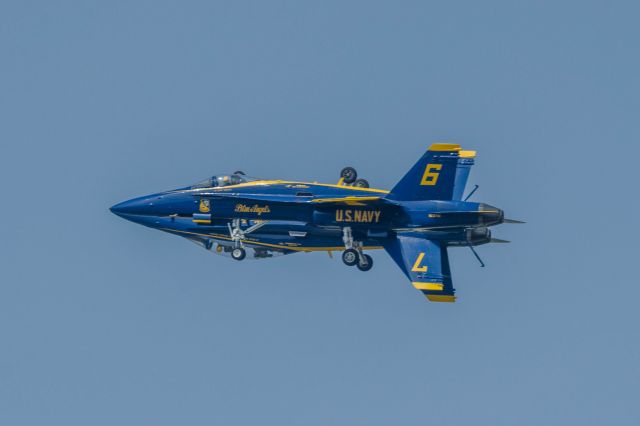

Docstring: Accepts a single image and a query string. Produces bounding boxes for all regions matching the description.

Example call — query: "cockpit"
[190,171,254,189]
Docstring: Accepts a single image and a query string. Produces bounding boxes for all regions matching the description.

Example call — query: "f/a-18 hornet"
[111,143,521,303]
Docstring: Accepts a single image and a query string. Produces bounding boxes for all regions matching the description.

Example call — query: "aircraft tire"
[340,167,358,184]
[354,178,369,188]
[231,247,246,261]
[357,254,373,271]
[342,248,359,266]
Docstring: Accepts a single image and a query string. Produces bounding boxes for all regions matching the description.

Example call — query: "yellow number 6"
[420,163,442,186]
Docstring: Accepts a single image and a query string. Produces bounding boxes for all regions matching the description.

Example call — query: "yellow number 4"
[420,163,442,186]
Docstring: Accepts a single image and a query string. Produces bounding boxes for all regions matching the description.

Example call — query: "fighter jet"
[111,143,519,303]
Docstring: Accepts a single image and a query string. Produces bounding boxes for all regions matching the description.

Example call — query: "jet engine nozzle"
[466,227,491,245]
[478,203,504,226]
[446,227,492,247]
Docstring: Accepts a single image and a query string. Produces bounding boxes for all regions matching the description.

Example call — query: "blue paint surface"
[1,1,638,424]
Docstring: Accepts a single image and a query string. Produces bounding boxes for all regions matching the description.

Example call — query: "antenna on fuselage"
[467,244,485,267]
[463,184,479,201]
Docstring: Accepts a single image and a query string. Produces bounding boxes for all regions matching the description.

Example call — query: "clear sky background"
[1,1,638,425]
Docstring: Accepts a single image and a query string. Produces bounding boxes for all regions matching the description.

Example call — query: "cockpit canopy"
[190,172,254,189]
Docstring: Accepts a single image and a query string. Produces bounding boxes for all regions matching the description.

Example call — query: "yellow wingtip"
[426,294,457,303]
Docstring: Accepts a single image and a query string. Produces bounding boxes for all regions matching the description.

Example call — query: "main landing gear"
[227,219,268,261]
[340,167,369,188]
[341,227,374,271]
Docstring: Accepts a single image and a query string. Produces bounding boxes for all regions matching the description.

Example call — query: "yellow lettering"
[335,209,381,223]
[420,164,442,186]
[234,204,271,215]
[411,252,428,272]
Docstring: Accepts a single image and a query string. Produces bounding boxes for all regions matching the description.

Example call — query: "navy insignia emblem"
[199,199,211,213]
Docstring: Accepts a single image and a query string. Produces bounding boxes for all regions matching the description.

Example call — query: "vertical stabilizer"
[385,144,476,201]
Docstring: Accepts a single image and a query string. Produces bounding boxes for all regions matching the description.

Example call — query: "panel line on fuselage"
[162,228,384,252]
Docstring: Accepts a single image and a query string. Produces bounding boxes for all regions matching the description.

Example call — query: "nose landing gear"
[341,227,373,271]
[227,219,268,261]
[231,247,246,260]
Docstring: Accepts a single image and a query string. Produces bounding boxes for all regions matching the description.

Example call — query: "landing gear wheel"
[340,167,357,184]
[357,254,373,271]
[233,170,245,175]
[231,247,246,261]
[342,248,360,266]
[354,178,369,188]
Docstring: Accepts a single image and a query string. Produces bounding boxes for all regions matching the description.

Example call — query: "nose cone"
[110,194,162,226]
[110,192,187,228]
[110,196,160,229]
[110,199,139,217]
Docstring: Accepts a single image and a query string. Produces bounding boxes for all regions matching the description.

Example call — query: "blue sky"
[1,1,638,425]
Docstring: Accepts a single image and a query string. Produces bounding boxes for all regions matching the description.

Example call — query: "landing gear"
[357,254,373,271]
[227,218,268,260]
[341,227,373,271]
[354,178,369,188]
[342,248,359,266]
[339,167,372,188]
[231,247,246,261]
[340,167,357,184]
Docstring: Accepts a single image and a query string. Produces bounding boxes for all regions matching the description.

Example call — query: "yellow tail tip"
[428,143,461,152]
[426,294,457,303]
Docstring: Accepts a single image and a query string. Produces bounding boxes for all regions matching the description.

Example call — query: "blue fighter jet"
[111,143,519,303]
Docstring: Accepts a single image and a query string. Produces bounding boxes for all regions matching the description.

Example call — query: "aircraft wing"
[384,233,456,302]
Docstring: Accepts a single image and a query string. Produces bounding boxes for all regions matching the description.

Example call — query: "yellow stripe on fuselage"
[186,180,389,194]
[311,196,382,203]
